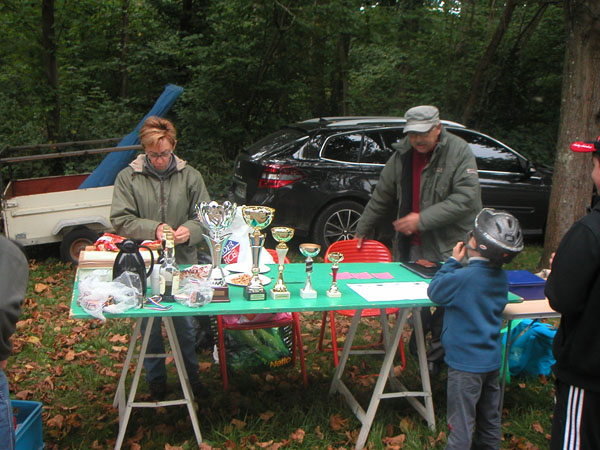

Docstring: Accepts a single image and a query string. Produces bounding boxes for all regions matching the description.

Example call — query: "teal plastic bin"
[12,400,44,450]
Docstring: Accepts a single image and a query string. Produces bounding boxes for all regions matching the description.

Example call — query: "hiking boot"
[148,381,167,401]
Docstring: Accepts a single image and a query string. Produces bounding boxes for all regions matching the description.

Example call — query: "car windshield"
[245,128,307,156]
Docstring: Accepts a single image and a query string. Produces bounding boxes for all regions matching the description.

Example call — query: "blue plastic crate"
[506,270,546,300]
[12,400,44,450]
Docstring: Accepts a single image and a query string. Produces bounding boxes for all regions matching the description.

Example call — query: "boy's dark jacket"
[545,202,600,393]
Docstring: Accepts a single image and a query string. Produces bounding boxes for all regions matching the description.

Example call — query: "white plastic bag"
[78,270,142,321]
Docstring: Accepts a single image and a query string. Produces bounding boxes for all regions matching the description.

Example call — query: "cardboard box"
[507,270,546,300]
[13,399,44,450]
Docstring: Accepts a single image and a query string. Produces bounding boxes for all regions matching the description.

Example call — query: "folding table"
[70,261,515,449]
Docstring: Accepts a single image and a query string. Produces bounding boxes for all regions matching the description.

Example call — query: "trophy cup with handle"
[241,205,275,301]
[299,243,321,298]
[270,227,295,299]
[326,251,344,298]
[195,200,237,302]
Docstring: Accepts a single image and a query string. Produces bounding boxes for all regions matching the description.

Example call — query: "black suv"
[229,117,552,249]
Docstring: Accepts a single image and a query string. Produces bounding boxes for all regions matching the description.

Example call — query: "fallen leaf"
[314,425,324,439]
[47,414,65,429]
[34,283,49,293]
[290,428,305,443]
[532,422,544,433]
[399,416,413,434]
[231,418,246,430]
[330,414,349,431]
[260,411,275,422]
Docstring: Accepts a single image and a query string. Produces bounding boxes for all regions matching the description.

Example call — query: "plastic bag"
[78,270,143,321]
[175,277,214,307]
[503,319,556,377]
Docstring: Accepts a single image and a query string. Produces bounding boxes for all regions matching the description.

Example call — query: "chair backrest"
[265,248,290,264]
[324,239,392,263]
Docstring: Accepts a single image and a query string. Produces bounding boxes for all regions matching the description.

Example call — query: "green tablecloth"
[69,262,521,319]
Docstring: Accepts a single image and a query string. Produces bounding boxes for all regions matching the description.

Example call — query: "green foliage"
[0,1,566,192]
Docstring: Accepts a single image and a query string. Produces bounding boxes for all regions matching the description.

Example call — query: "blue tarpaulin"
[78,84,184,189]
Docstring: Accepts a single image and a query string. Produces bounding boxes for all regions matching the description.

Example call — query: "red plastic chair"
[216,248,304,391]
[216,313,308,391]
[318,239,406,369]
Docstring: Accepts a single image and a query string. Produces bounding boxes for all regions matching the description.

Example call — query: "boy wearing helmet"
[546,139,600,450]
[427,208,523,449]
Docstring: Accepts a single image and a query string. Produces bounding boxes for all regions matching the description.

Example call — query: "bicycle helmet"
[472,208,523,264]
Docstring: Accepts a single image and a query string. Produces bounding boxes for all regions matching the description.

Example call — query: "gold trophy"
[326,252,344,298]
[299,243,321,298]
[270,227,295,300]
[241,206,275,301]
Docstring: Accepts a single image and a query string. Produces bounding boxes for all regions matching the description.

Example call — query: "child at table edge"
[427,208,523,450]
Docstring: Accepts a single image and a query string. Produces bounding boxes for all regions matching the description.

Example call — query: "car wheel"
[60,228,99,264]
[312,200,364,249]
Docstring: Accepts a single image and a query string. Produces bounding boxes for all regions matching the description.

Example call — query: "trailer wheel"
[60,228,99,264]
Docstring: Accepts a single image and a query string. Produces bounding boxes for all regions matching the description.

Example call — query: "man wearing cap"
[545,138,600,450]
[356,105,481,370]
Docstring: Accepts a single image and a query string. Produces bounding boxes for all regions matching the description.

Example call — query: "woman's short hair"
[139,116,176,149]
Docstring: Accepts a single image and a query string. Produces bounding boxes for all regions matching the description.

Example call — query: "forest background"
[1,0,570,199]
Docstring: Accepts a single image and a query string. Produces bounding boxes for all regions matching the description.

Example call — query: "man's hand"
[0,359,7,370]
[452,241,467,261]
[173,226,190,245]
[393,212,420,236]
[357,236,364,249]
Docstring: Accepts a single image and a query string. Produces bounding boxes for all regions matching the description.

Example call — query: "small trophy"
[241,205,275,301]
[299,243,321,298]
[270,227,295,299]
[326,251,344,298]
[196,200,237,303]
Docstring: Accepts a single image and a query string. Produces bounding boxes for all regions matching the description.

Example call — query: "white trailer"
[1,140,141,263]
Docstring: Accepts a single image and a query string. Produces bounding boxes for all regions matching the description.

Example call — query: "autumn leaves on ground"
[9,252,553,449]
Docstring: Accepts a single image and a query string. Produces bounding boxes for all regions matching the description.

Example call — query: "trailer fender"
[52,216,112,236]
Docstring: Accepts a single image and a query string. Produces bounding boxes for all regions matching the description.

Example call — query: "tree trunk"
[462,0,519,125]
[119,0,130,98]
[41,0,59,141]
[541,0,600,268]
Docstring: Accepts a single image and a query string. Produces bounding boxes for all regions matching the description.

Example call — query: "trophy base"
[300,289,317,299]
[244,286,267,301]
[210,286,230,303]
[270,289,290,300]
[326,289,342,298]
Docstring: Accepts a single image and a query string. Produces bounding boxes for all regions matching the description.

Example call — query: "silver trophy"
[299,243,321,298]
[195,200,237,302]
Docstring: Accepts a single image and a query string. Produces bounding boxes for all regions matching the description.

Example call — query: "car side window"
[321,133,362,163]
[360,131,393,164]
[379,128,406,149]
[449,129,522,173]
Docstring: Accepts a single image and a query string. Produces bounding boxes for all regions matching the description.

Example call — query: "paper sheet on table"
[348,282,429,302]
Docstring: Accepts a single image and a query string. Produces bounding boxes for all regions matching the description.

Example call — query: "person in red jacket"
[545,138,600,450]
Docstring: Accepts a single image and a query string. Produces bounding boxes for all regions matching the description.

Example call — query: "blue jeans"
[0,368,15,450]
[142,316,200,386]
